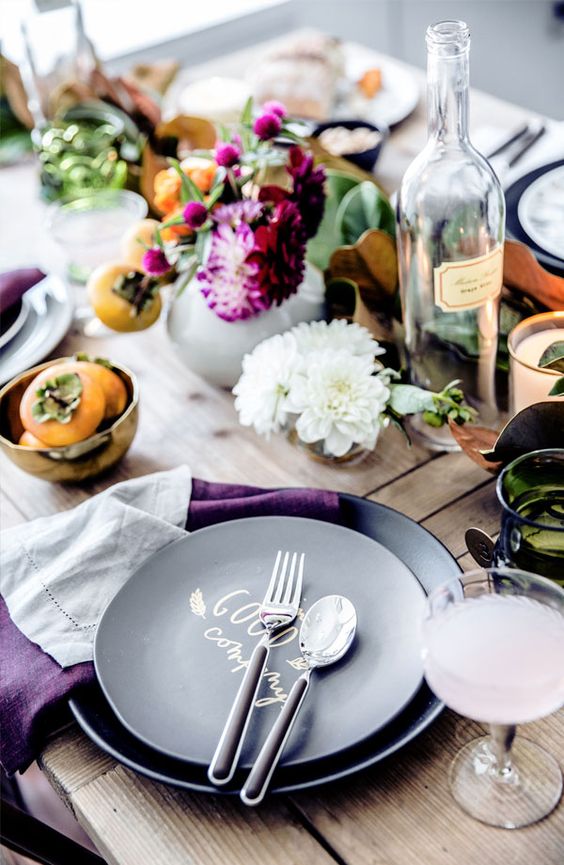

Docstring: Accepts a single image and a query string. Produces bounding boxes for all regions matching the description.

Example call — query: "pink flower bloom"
[262,100,287,118]
[142,247,170,275]
[253,112,282,141]
[183,201,208,229]
[215,141,240,167]
[213,200,263,227]
[197,223,270,321]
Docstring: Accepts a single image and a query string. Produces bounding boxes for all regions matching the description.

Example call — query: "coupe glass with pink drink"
[421,568,564,828]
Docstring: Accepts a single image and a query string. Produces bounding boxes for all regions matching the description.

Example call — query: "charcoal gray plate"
[94,515,428,768]
[73,495,460,793]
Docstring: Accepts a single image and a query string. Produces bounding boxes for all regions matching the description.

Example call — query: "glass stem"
[489,723,516,777]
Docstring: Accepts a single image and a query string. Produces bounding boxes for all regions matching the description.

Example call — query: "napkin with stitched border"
[0,472,340,775]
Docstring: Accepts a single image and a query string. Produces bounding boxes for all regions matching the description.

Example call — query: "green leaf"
[549,376,564,396]
[168,157,204,202]
[388,384,435,415]
[206,184,225,208]
[538,340,564,373]
[306,170,360,270]
[241,96,254,126]
[335,181,395,247]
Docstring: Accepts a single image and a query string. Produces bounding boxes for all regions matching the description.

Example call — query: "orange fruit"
[71,360,128,419]
[19,430,49,448]
[19,364,105,446]
[87,263,162,333]
[121,218,162,272]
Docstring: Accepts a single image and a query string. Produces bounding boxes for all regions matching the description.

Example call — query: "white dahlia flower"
[233,332,302,436]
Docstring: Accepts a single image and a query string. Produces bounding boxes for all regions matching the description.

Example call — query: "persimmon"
[19,430,49,448]
[68,357,128,419]
[87,263,162,332]
[121,218,162,271]
[20,364,105,447]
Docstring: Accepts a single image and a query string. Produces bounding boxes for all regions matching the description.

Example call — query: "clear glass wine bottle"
[396,20,505,451]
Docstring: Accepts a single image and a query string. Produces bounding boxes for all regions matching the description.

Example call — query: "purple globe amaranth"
[142,247,171,276]
[215,141,241,167]
[183,201,208,229]
[262,100,287,119]
[253,112,282,141]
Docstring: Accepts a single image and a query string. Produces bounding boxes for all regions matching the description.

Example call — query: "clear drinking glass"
[421,568,564,828]
[396,20,505,450]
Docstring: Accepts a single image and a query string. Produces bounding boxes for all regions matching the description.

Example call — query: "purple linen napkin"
[0,268,45,315]
[0,479,340,776]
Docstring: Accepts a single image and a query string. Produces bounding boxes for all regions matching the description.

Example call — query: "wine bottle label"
[433,247,503,312]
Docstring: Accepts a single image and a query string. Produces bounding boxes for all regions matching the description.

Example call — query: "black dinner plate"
[70,494,460,794]
[505,159,564,276]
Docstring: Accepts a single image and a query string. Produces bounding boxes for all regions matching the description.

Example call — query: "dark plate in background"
[505,159,564,276]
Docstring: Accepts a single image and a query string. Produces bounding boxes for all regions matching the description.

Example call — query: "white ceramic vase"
[166,262,325,388]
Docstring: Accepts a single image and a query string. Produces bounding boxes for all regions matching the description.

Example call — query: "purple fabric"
[0,479,340,775]
[0,269,45,315]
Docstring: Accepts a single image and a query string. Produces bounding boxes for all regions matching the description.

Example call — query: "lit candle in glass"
[508,312,564,415]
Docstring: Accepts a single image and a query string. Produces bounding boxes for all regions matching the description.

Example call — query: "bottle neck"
[427,47,469,144]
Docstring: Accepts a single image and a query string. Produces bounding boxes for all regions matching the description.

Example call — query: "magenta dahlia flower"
[246,200,306,306]
[183,201,208,229]
[287,146,326,238]
[253,112,282,141]
[262,100,287,119]
[142,247,171,275]
[197,223,270,321]
[215,141,240,167]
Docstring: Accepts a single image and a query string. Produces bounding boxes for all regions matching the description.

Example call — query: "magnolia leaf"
[155,115,216,152]
[448,420,501,474]
[335,181,395,246]
[306,169,360,270]
[328,229,398,309]
[538,340,564,373]
[481,401,564,464]
[388,384,435,415]
[549,376,564,396]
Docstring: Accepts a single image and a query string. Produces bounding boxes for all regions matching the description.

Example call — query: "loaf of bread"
[250,32,344,121]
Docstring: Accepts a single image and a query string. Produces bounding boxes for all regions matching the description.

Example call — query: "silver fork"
[208,550,305,786]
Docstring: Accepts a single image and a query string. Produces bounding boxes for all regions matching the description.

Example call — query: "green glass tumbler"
[496,449,564,585]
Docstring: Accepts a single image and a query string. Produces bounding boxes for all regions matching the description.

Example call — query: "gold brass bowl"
[0,358,138,482]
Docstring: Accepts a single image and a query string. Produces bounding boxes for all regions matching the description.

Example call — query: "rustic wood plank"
[421,482,501,558]
[39,728,116,808]
[368,451,491,522]
[0,492,27,530]
[67,763,339,865]
[0,322,432,522]
[291,709,564,865]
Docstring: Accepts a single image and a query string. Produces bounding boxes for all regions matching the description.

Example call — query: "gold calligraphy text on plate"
[188,586,300,706]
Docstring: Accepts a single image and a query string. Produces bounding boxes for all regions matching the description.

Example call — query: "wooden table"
[1,38,562,865]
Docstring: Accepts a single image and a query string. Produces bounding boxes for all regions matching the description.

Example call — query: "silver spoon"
[240,594,357,806]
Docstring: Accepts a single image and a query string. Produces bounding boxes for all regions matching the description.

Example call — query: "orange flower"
[181,157,218,193]
[154,170,182,215]
[160,208,193,242]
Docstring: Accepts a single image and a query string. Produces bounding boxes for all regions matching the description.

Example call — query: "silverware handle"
[208,640,269,785]
[240,672,310,806]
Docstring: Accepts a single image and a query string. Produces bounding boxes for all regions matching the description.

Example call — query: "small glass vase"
[287,429,370,465]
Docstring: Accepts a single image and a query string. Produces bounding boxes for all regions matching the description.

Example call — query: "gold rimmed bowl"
[0,358,138,482]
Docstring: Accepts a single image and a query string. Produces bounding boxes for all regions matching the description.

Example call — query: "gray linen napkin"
[0,466,191,667]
